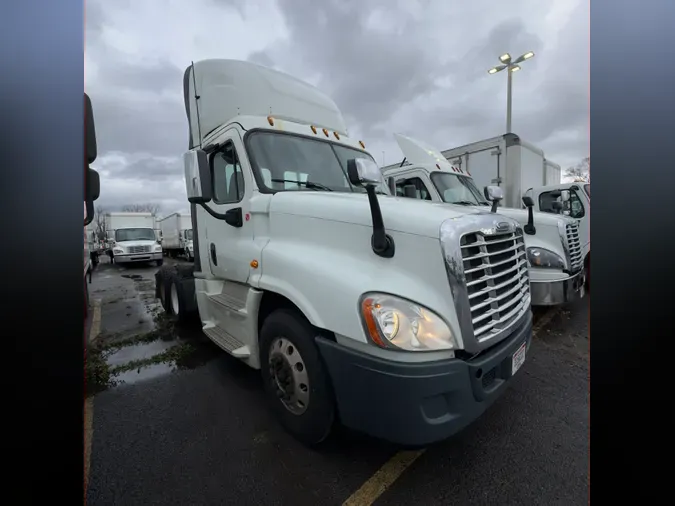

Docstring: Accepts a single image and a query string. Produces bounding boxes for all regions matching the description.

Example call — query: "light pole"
[488,51,535,133]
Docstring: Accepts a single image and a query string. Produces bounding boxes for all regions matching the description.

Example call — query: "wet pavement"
[86,264,589,506]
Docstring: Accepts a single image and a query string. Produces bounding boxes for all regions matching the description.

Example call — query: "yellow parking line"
[342,450,425,506]
[341,307,562,505]
[89,299,102,343]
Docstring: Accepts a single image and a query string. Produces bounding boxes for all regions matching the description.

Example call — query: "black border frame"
[2,0,674,502]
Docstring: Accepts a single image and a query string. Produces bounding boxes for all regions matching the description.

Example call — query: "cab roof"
[183,59,348,149]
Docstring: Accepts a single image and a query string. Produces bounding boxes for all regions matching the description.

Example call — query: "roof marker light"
[359,140,365,148]
[333,132,340,140]
[267,116,274,126]
[310,125,317,134]
[322,128,329,137]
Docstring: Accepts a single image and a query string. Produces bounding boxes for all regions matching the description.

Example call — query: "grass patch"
[110,341,197,374]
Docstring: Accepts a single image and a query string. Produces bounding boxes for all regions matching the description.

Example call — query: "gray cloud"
[86,0,588,210]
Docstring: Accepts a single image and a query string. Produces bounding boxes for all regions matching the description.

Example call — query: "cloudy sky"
[85,0,588,215]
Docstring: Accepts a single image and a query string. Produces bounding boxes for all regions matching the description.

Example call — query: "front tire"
[156,259,164,267]
[259,309,335,446]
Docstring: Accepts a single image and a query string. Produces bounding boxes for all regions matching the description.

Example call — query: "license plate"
[511,341,527,376]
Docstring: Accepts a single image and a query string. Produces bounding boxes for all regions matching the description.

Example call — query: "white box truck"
[105,212,163,266]
[158,212,194,261]
[154,59,534,447]
[382,134,585,307]
[440,134,589,289]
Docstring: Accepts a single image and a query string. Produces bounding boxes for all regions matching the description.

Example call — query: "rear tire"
[168,277,191,324]
[259,309,335,446]
[157,268,172,314]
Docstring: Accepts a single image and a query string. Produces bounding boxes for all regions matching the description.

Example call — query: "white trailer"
[154,59,533,447]
[158,212,194,260]
[105,212,163,266]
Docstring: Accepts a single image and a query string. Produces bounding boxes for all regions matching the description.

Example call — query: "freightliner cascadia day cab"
[382,134,586,306]
[526,182,590,288]
[105,212,163,266]
[155,59,534,447]
[84,93,101,318]
[158,212,194,261]
[440,134,591,290]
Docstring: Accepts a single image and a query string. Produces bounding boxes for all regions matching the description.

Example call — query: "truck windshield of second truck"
[185,230,193,240]
[115,228,156,242]
[247,131,389,194]
[430,172,490,206]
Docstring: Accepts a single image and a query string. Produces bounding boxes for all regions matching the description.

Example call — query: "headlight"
[527,247,565,269]
[154,245,162,252]
[360,294,456,351]
[113,248,124,254]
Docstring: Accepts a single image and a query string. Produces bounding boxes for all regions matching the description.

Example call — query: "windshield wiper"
[450,201,478,206]
[271,179,333,191]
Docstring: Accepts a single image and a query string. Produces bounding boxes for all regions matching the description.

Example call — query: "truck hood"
[490,206,571,228]
[268,191,499,238]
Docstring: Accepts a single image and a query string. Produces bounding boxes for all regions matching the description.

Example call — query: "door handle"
[210,243,217,266]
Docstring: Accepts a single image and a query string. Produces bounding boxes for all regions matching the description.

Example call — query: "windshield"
[185,229,193,240]
[430,172,490,206]
[584,184,590,199]
[247,132,389,194]
[115,228,156,242]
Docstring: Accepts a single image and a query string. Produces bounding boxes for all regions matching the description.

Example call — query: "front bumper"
[530,269,585,306]
[316,312,533,447]
[113,252,163,263]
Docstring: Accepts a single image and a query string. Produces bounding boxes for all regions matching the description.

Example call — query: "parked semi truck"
[155,59,533,447]
[439,134,589,289]
[382,134,585,306]
[158,212,194,260]
[105,212,163,266]
[84,93,101,317]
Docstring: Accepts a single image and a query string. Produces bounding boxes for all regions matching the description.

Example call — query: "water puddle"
[105,340,177,367]
[114,362,177,385]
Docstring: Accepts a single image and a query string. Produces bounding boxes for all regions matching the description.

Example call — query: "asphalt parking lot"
[85,258,589,506]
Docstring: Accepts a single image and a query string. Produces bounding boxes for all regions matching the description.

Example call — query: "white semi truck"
[155,59,533,447]
[440,134,590,289]
[382,134,585,306]
[158,212,194,261]
[84,93,101,317]
[105,212,163,266]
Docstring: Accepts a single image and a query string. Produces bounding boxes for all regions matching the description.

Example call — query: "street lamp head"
[488,65,506,74]
[499,53,512,63]
[514,51,536,64]
[510,65,521,72]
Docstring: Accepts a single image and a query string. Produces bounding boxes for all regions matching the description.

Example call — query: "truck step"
[202,321,250,357]
[206,292,247,313]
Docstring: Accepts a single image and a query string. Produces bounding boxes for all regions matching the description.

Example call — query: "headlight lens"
[360,294,455,351]
[113,248,124,254]
[527,247,565,269]
[154,245,162,252]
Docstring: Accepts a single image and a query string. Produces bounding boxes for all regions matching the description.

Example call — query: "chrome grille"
[565,223,583,271]
[460,229,530,341]
[128,245,151,254]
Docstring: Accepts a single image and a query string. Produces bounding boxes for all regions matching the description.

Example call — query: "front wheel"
[156,259,164,267]
[259,309,336,446]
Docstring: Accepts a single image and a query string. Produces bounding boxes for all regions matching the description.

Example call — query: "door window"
[568,190,585,218]
[212,143,245,204]
[395,177,432,200]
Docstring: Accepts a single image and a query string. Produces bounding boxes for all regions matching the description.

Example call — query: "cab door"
[202,128,256,284]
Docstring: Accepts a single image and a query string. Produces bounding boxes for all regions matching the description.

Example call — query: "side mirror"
[560,190,570,202]
[521,195,536,235]
[85,93,97,164]
[403,184,417,198]
[84,168,100,226]
[347,158,382,187]
[184,149,212,203]
[484,185,503,213]
[387,176,396,195]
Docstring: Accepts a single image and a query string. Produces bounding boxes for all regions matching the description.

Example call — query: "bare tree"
[94,205,108,241]
[121,203,161,215]
[564,157,590,182]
